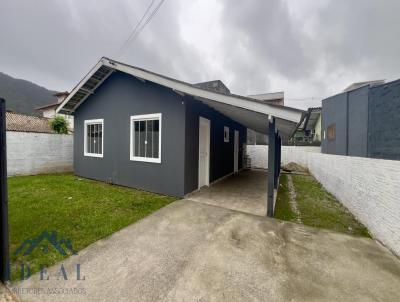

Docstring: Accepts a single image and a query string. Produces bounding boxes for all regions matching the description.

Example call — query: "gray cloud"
[217,0,315,95]
[0,0,399,110]
[0,0,202,89]
[209,0,400,108]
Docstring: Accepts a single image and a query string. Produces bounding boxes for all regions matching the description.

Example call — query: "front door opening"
[198,117,210,189]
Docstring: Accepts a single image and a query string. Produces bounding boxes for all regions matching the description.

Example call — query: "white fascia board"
[60,57,302,123]
[100,59,302,123]
[56,60,105,114]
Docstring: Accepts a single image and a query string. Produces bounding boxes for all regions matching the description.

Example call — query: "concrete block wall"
[7,131,73,176]
[247,145,400,256]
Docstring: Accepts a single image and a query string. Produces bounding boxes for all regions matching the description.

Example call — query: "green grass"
[275,173,370,238]
[8,173,177,280]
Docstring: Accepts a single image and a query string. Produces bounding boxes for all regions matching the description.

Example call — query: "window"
[327,124,336,141]
[84,119,104,157]
[130,113,161,163]
[224,126,229,142]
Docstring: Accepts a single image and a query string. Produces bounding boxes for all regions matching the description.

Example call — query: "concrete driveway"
[187,169,267,216]
[13,199,400,302]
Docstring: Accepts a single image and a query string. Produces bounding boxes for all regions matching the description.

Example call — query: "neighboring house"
[313,110,322,142]
[6,111,55,133]
[56,57,302,197]
[36,91,74,130]
[290,107,321,145]
[193,80,230,95]
[322,78,400,160]
[247,91,284,106]
[247,92,285,145]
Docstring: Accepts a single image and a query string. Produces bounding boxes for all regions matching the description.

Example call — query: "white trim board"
[84,118,104,158]
[129,113,162,164]
[57,57,303,124]
[100,59,301,122]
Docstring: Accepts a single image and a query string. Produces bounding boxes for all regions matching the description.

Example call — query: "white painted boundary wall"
[247,145,321,168]
[248,145,400,256]
[7,131,73,176]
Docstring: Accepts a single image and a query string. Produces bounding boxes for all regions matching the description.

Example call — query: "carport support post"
[276,134,281,184]
[278,135,281,177]
[274,131,280,189]
[267,117,276,217]
[0,98,9,282]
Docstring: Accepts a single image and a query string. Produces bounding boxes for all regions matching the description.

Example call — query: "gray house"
[247,92,285,145]
[57,57,302,197]
[322,79,400,160]
[290,107,321,146]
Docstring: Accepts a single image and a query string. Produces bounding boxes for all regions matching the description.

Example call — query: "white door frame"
[198,117,211,189]
[234,130,239,173]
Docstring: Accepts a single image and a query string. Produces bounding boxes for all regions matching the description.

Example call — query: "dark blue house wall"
[321,93,348,155]
[74,71,186,197]
[347,86,369,157]
[184,97,247,194]
[322,81,400,160]
[74,71,249,197]
[368,80,400,160]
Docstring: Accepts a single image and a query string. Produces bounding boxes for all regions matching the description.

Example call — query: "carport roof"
[57,57,303,139]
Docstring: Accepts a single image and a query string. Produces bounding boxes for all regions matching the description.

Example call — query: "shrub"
[50,115,69,134]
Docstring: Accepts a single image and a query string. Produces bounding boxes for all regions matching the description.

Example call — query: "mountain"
[0,71,58,116]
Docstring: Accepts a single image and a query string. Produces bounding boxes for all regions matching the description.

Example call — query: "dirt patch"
[286,175,302,224]
[282,162,308,173]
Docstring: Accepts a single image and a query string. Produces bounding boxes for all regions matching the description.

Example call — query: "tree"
[50,116,69,134]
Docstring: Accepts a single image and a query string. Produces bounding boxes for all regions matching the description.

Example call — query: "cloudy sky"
[1,0,399,109]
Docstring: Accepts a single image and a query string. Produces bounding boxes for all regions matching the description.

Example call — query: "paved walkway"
[187,169,267,216]
[13,198,400,302]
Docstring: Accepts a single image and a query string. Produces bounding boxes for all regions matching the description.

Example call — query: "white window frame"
[224,126,230,143]
[84,119,104,158]
[130,113,162,163]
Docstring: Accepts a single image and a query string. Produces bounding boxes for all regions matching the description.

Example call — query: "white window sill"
[84,153,103,158]
[130,156,161,163]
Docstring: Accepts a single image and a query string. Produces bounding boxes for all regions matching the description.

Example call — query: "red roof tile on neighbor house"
[5,111,55,134]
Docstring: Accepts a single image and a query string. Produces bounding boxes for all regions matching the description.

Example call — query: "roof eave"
[102,58,302,123]
[57,57,303,124]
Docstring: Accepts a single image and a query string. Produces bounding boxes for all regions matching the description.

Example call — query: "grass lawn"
[275,173,370,238]
[8,173,177,281]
